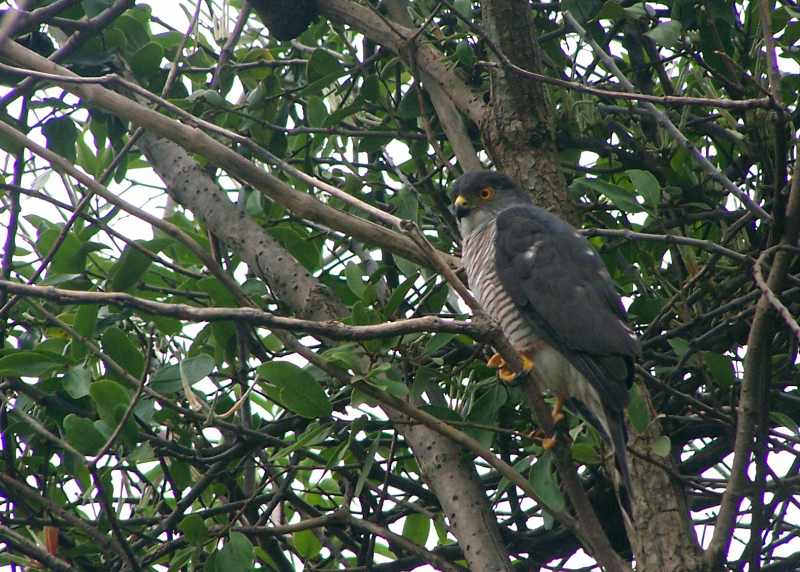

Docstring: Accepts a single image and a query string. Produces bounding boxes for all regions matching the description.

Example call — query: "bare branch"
[0,279,478,340]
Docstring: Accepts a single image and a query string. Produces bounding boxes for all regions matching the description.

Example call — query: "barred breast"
[462,222,537,348]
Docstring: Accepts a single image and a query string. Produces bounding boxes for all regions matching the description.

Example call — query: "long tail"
[571,399,634,520]
[608,413,633,520]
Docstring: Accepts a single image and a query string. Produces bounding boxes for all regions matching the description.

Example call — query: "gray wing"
[495,206,638,513]
[494,206,639,404]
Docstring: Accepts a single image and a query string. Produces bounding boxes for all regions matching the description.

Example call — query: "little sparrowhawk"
[452,170,639,512]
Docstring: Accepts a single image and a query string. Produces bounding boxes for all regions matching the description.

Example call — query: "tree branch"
[0,279,479,340]
[704,146,800,569]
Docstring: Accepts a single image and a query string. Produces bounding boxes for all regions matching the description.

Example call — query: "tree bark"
[627,414,705,571]
[137,133,346,323]
[479,1,574,222]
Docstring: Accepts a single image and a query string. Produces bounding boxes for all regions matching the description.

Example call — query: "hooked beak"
[453,195,471,220]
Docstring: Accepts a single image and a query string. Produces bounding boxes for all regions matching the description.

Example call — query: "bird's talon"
[498,366,517,384]
[520,353,535,372]
[551,396,566,425]
[492,352,534,384]
[487,352,505,369]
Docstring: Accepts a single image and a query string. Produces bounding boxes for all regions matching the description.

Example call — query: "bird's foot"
[551,396,566,425]
[528,398,569,449]
[541,434,558,450]
[528,427,572,450]
[487,352,534,384]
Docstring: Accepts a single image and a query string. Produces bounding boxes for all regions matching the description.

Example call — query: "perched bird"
[452,170,639,513]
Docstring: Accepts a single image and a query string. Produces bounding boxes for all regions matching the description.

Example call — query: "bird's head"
[451,170,531,236]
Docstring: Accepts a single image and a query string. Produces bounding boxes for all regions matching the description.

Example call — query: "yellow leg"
[491,351,535,384]
[541,435,558,450]
[551,396,566,424]
[487,352,505,369]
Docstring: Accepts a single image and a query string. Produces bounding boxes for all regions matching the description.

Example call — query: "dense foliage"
[0,1,798,570]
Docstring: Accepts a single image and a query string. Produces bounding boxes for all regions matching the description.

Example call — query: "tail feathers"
[608,415,634,520]
[570,399,634,520]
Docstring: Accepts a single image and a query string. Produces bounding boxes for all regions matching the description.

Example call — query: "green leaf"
[110,241,154,291]
[419,405,462,423]
[668,338,690,358]
[63,366,92,399]
[455,43,475,68]
[422,333,456,356]
[384,272,418,317]
[570,441,602,464]
[306,96,328,128]
[170,460,192,490]
[644,20,682,47]
[197,276,237,307]
[42,116,79,163]
[179,354,214,386]
[703,352,736,388]
[76,135,100,176]
[89,379,130,426]
[0,351,66,377]
[36,228,87,275]
[89,380,139,448]
[101,327,144,380]
[63,414,106,455]
[257,361,332,418]
[402,513,430,546]
[293,529,322,559]
[627,383,650,433]
[130,41,164,77]
[0,110,25,154]
[71,302,98,360]
[572,177,642,213]
[769,411,798,434]
[596,0,625,20]
[150,364,182,393]
[466,385,507,448]
[82,0,114,18]
[112,13,150,53]
[268,225,322,271]
[563,0,602,23]
[625,169,661,208]
[530,452,565,512]
[651,435,671,457]
[353,432,380,497]
[178,514,208,545]
[306,49,344,89]
[345,262,366,298]
[217,532,254,571]
[271,422,332,461]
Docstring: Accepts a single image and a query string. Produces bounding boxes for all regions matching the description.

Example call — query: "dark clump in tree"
[248,0,319,40]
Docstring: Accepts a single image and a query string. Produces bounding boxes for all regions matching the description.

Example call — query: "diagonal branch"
[563,11,772,223]
[0,39,449,269]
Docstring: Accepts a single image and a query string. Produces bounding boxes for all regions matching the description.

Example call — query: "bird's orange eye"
[480,187,494,200]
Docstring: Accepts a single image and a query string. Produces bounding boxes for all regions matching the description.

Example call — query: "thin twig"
[752,246,800,342]
[563,11,772,223]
